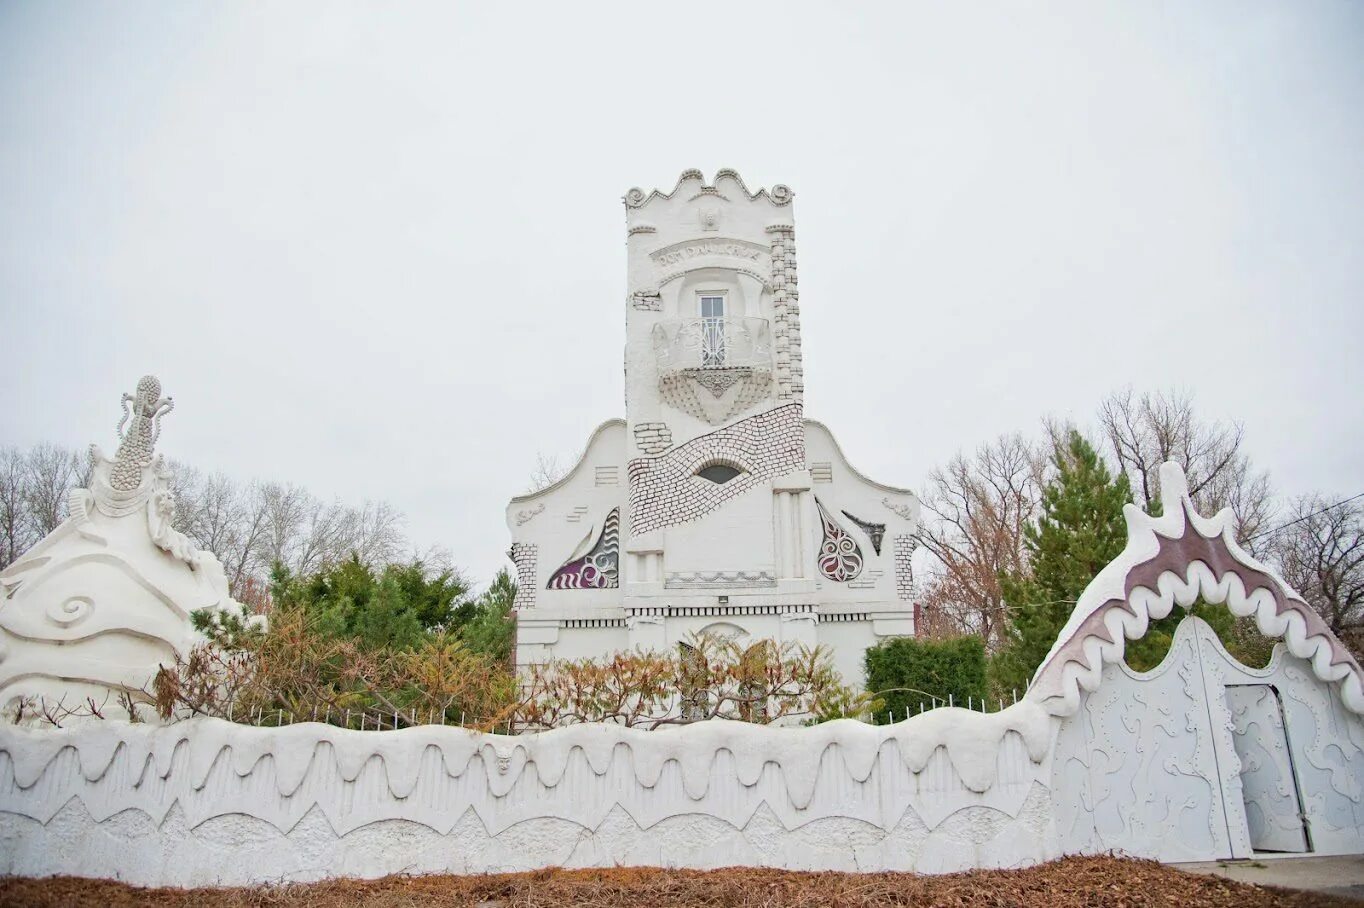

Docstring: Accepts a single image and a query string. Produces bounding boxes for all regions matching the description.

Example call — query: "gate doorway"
[1225,685,1310,854]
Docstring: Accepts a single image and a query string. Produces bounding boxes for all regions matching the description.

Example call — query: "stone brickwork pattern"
[631,291,661,312]
[629,403,806,536]
[509,542,537,609]
[894,534,918,601]
[768,224,804,402]
[633,421,673,455]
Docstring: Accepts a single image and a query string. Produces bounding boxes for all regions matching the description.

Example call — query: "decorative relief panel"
[664,570,777,590]
[1272,664,1364,853]
[814,498,863,583]
[882,497,914,521]
[842,510,885,556]
[547,509,620,590]
[1051,624,1232,863]
[514,504,544,526]
[653,318,774,425]
[1053,616,1364,863]
[810,462,833,483]
[658,370,772,426]
[648,238,768,268]
[1198,622,1364,857]
[594,466,619,487]
[0,699,1056,884]
[628,404,805,537]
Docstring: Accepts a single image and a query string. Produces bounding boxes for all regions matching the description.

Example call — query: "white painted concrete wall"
[0,704,1058,885]
[1053,618,1364,862]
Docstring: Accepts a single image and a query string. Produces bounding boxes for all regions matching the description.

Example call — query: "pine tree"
[460,567,517,666]
[992,430,1132,694]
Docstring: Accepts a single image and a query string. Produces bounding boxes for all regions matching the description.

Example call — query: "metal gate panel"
[1225,685,1309,853]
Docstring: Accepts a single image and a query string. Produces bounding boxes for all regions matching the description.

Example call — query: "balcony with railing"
[651,317,772,373]
[650,318,774,425]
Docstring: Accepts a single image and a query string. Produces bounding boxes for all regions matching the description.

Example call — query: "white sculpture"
[0,375,255,721]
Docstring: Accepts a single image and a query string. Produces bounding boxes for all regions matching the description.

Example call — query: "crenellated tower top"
[623,168,794,211]
[622,170,804,444]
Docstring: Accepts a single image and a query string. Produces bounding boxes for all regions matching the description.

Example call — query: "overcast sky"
[2,3,1361,586]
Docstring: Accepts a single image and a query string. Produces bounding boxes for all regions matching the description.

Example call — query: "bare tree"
[1099,388,1273,546]
[1270,495,1364,655]
[915,435,1046,650]
[257,482,309,570]
[23,443,85,538]
[0,448,30,568]
[526,452,567,493]
[0,443,413,595]
[344,500,406,566]
[291,498,349,577]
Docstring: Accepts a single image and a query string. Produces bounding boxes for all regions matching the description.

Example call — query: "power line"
[1246,491,1364,542]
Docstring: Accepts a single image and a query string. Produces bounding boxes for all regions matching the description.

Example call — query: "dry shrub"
[8,689,146,728]
[153,602,518,731]
[516,634,878,729]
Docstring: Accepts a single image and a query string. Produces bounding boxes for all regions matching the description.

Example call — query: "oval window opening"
[697,464,743,484]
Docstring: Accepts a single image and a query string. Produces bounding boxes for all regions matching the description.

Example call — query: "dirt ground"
[0,855,1351,908]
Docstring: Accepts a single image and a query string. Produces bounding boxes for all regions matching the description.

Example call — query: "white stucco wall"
[0,705,1058,886]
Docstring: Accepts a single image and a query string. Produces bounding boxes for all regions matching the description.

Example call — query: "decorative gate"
[1052,615,1363,862]
[1225,685,1309,853]
[1037,463,1364,864]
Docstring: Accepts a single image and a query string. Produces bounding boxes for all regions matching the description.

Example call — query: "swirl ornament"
[814,498,863,583]
[46,596,93,628]
[547,508,620,590]
[841,510,886,556]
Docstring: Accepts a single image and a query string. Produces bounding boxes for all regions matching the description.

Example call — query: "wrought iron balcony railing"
[652,317,772,372]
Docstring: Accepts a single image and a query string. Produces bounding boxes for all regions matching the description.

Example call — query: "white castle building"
[505,170,920,686]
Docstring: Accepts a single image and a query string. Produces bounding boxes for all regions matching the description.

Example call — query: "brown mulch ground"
[0,856,1349,907]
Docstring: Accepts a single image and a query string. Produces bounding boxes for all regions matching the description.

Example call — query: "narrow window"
[699,294,726,366]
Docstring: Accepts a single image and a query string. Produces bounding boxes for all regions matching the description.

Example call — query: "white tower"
[507,170,920,686]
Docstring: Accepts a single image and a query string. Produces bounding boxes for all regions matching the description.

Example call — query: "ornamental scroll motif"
[547,508,620,590]
[814,497,863,583]
[841,510,886,556]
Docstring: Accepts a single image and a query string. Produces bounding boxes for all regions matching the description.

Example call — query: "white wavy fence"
[0,705,1057,885]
